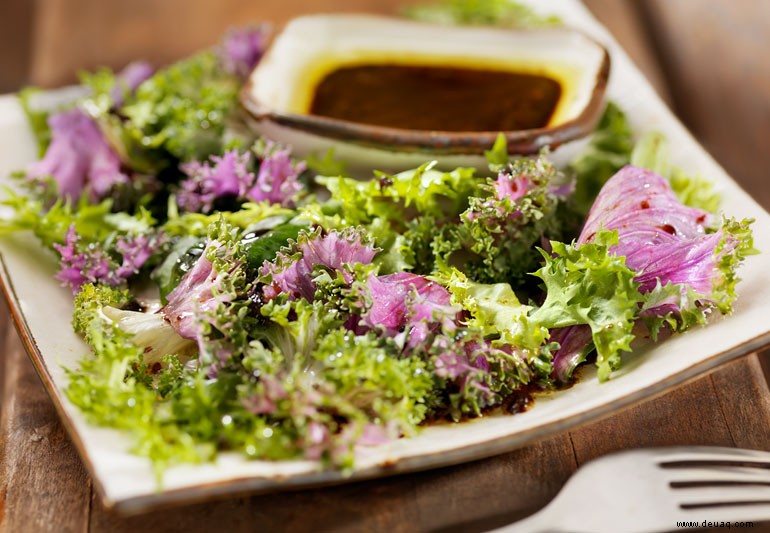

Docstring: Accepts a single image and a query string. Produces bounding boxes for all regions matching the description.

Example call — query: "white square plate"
[2,0,770,515]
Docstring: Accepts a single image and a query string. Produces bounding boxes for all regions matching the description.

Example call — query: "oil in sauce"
[309,64,562,132]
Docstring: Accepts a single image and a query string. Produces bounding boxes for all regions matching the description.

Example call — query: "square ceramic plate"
[2,0,770,516]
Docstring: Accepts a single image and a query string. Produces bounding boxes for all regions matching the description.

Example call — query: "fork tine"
[652,446,770,465]
[493,447,770,533]
[667,465,770,485]
[675,485,770,507]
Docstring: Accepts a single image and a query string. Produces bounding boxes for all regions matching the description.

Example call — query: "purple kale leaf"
[178,149,256,213]
[360,272,459,349]
[579,165,752,314]
[53,224,161,293]
[259,228,378,302]
[218,26,269,79]
[160,246,229,341]
[548,325,594,384]
[549,165,754,383]
[115,233,158,278]
[27,109,129,202]
[111,61,154,107]
[247,141,305,206]
[177,143,304,213]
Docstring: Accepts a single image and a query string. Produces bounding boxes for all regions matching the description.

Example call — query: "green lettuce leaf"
[18,88,53,157]
[529,230,643,381]
[630,131,721,212]
[0,188,156,248]
[88,51,240,173]
[258,296,346,367]
[304,148,348,177]
[569,102,634,217]
[484,132,509,172]
[404,0,561,27]
[712,216,758,314]
[319,162,482,225]
[437,268,547,351]
[640,281,708,340]
[162,201,295,238]
[66,284,208,478]
[315,163,484,273]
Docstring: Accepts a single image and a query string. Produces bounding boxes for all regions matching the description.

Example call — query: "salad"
[0,4,755,477]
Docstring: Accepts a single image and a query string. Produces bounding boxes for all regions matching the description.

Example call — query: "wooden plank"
[0,326,91,533]
[0,305,10,403]
[712,356,770,450]
[641,0,770,210]
[29,0,418,88]
[582,0,671,104]
[570,367,737,463]
[0,0,35,92]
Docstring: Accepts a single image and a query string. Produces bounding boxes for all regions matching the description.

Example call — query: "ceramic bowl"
[241,14,610,173]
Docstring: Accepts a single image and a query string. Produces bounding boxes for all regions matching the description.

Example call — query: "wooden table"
[2,1,770,531]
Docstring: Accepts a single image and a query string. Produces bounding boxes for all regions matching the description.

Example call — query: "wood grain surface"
[1,1,769,532]
[26,0,418,89]
[643,0,770,211]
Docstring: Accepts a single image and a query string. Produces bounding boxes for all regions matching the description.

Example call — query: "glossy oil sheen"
[309,64,562,132]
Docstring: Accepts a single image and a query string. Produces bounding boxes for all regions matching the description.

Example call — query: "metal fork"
[491,447,770,533]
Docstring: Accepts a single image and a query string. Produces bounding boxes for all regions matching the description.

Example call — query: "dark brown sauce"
[310,64,562,132]
[421,363,592,427]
